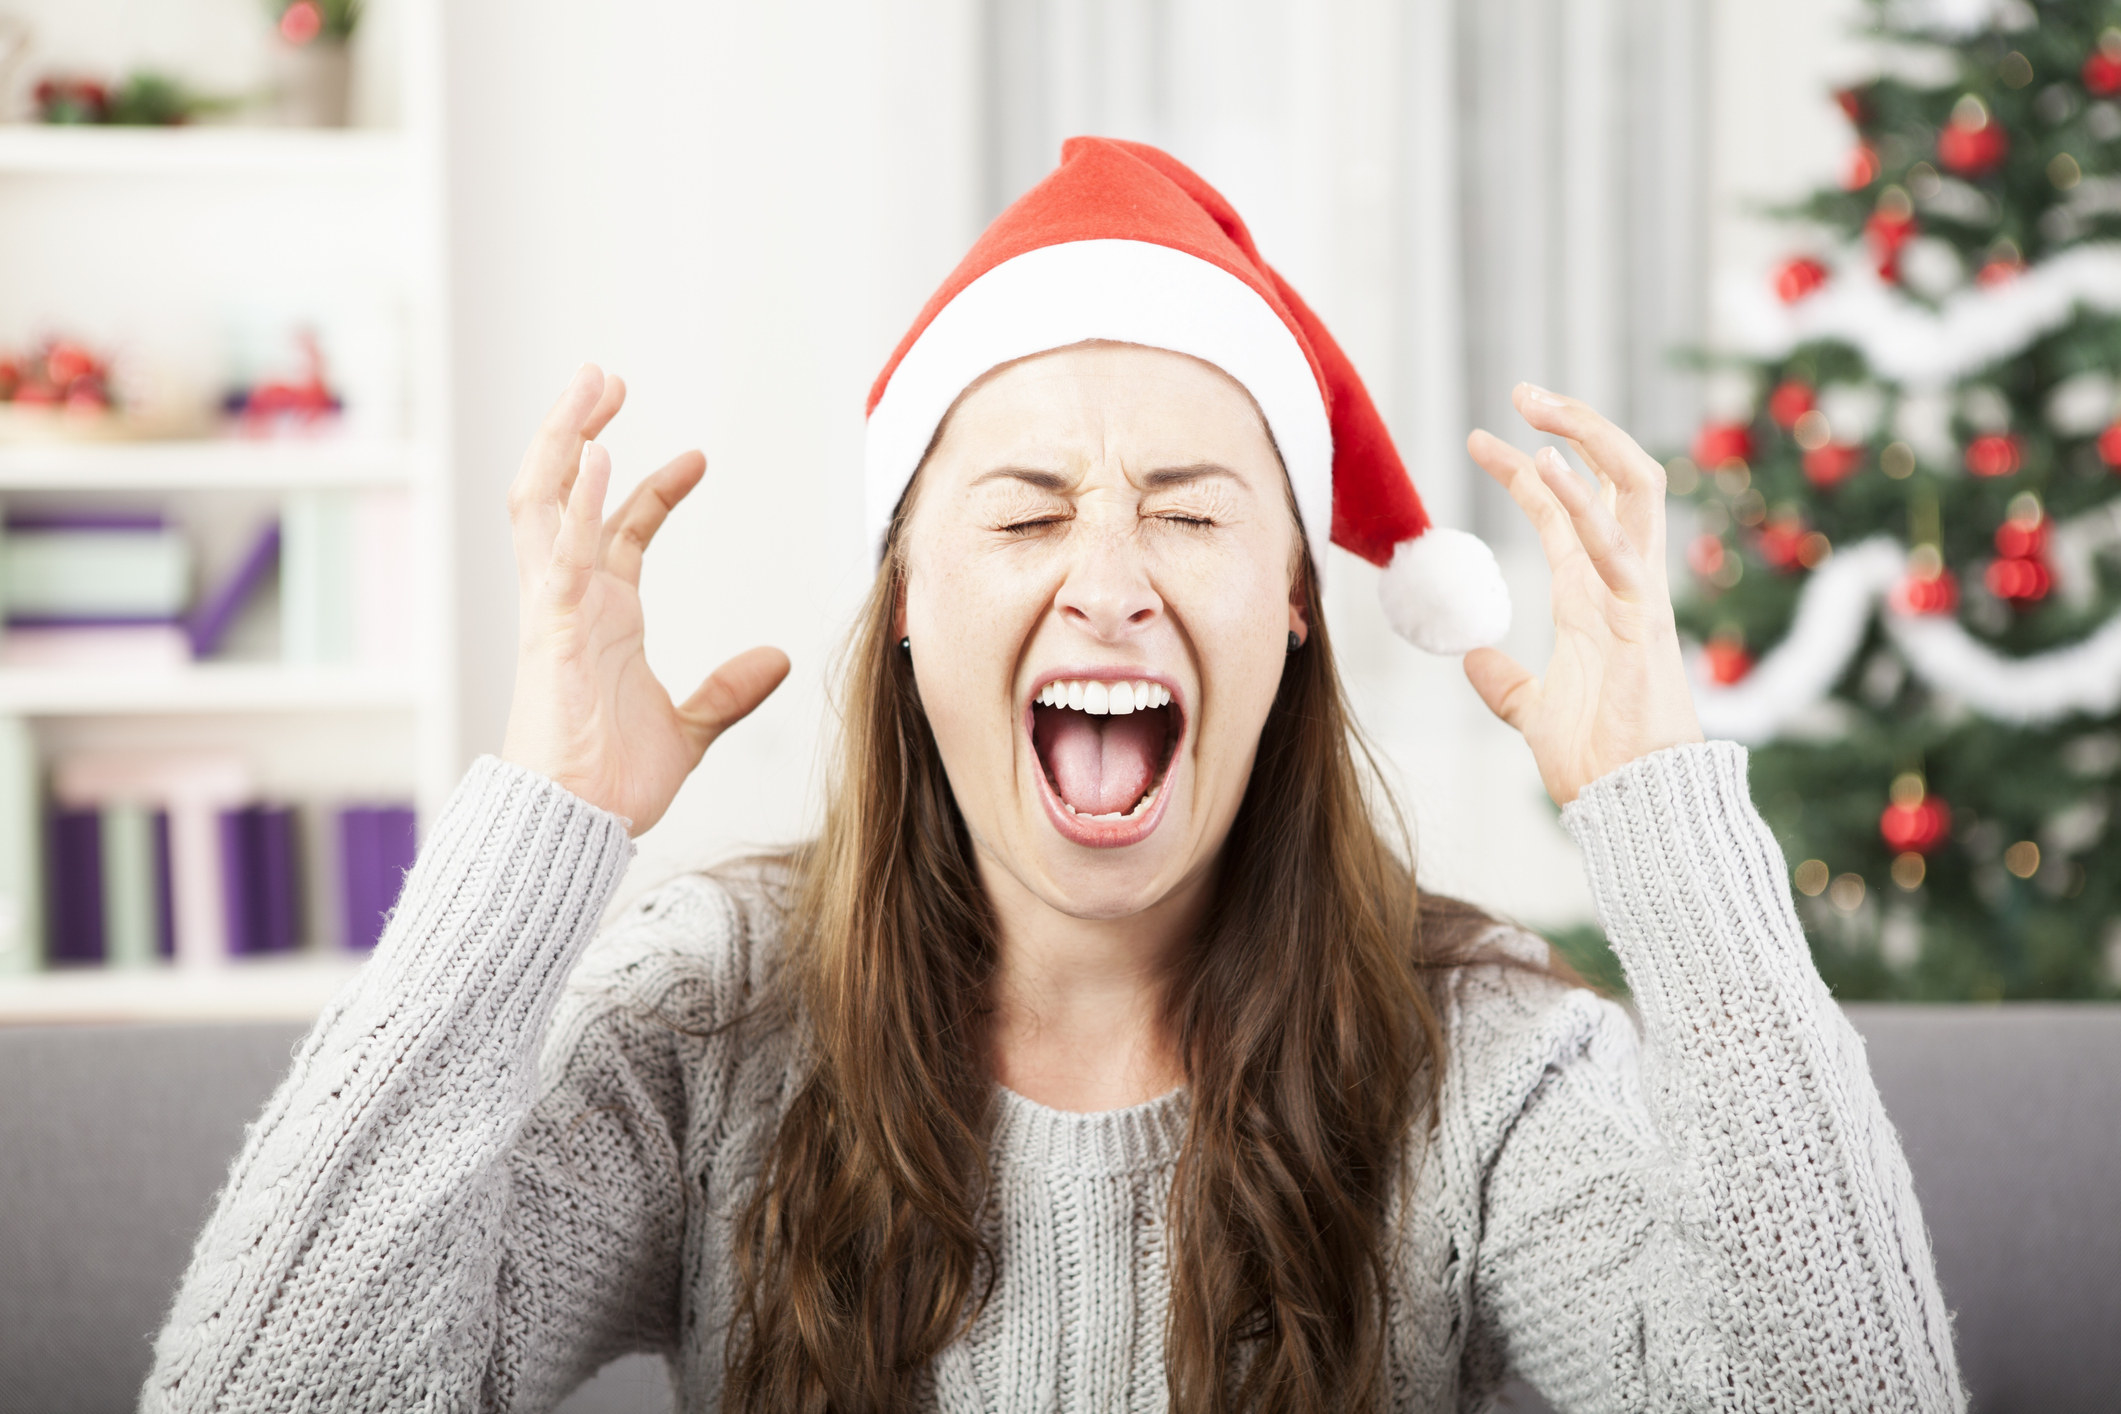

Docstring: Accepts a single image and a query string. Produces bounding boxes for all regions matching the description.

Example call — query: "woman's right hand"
[500,365,789,834]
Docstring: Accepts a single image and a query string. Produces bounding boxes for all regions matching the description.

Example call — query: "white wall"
[441,0,1869,924]
[445,0,980,893]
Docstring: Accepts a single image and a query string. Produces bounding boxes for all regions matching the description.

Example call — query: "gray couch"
[2,1006,2115,1413]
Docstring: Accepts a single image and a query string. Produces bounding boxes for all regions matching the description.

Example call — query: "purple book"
[259,804,300,953]
[218,808,257,957]
[340,805,417,951]
[187,520,281,658]
[48,807,105,966]
[153,808,175,960]
[5,510,165,531]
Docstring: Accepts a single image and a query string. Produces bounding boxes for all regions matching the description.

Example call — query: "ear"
[1287,561,1311,648]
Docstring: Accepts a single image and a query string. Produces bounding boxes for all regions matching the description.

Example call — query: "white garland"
[1720,243,2121,389]
[1692,535,2121,742]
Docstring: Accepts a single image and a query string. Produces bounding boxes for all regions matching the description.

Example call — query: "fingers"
[1530,446,1650,600]
[677,646,792,756]
[509,365,627,585]
[1467,429,1582,574]
[1464,647,1540,730]
[600,450,708,586]
[545,441,612,610]
[1511,384,1666,559]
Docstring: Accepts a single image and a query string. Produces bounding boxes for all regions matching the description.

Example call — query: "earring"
[900,637,911,654]
[1287,629,1302,654]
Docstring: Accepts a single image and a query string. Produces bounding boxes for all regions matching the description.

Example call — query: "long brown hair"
[725,521,1495,1412]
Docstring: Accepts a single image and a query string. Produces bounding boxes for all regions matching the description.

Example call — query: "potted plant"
[268,0,362,128]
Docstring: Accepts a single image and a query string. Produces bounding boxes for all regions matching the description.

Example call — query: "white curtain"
[975,0,1709,923]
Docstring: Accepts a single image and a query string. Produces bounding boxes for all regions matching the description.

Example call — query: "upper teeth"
[1036,679,1170,714]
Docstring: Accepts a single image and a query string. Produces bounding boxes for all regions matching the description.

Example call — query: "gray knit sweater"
[142,741,1963,1412]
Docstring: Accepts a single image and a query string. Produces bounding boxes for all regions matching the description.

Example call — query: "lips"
[1026,674,1183,847]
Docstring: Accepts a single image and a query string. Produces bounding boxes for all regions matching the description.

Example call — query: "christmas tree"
[1662,0,2121,1000]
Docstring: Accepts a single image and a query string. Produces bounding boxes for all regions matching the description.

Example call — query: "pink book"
[1,625,192,668]
[54,752,252,970]
[354,489,414,668]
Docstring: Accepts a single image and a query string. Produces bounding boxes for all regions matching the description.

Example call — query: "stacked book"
[28,748,418,969]
[0,487,412,669]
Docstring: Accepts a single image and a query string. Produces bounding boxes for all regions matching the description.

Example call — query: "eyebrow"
[1138,462,1242,489]
[969,466,1073,492]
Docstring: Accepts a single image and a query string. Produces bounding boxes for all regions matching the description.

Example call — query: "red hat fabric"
[864,136,1509,654]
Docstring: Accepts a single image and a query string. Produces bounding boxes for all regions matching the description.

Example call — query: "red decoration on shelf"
[1937,112,2008,177]
[1803,443,1865,488]
[279,1,325,46]
[1891,565,1960,616]
[1692,422,1753,468]
[2096,421,2121,467]
[1768,380,1815,427]
[1773,256,1831,304]
[1704,634,1753,685]
[1,338,114,412]
[1880,795,1952,854]
[1757,517,1810,572]
[1964,433,2022,477]
[2085,50,2121,97]
[1843,142,1882,190]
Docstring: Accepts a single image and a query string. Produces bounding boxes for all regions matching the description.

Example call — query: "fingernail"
[1519,383,1562,405]
[1536,446,1569,474]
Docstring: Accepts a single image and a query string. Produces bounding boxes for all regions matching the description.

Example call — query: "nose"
[1055,524,1161,642]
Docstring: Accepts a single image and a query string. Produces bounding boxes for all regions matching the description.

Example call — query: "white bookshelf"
[0,0,456,1023]
[0,125,408,178]
[0,439,428,490]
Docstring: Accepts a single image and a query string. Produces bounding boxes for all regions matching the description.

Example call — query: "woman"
[146,139,1960,1412]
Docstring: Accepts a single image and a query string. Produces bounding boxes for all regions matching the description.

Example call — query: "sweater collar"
[989,1083,1189,1176]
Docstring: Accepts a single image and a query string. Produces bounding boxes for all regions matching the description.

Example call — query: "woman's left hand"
[1462,383,1704,806]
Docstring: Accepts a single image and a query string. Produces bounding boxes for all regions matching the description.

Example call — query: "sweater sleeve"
[1465,741,1963,1412]
[141,756,695,1414]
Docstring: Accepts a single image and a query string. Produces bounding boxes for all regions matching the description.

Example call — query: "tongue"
[1037,710,1161,815]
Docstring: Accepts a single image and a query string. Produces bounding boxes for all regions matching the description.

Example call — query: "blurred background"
[0,1,2116,1411]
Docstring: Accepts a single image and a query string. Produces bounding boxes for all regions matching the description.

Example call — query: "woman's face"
[899,341,1305,923]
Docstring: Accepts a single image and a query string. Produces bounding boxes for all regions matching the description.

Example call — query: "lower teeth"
[1063,787,1158,823]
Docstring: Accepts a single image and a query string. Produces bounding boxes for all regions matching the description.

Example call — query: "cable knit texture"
[143,744,1964,1412]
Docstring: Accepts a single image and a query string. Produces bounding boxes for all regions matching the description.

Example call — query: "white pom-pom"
[1377,528,1511,654]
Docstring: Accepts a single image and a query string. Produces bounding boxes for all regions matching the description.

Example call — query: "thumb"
[677,645,791,756]
[1464,646,1540,731]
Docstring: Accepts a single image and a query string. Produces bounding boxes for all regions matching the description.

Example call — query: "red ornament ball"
[1703,635,1753,686]
[1687,534,1726,580]
[1891,566,1959,616]
[1986,556,2052,603]
[1692,422,1753,468]
[1843,143,1881,191]
[1803,443,1865,488]
[2085,51,2121,97]
[1774,257,1831,303]
[1881,796,1952,854]
[1756,518,1810,572]
[2096,421,2121,467]
[279,1,324,45]
[1995,515,2048,560]
[1768,380,1815,427]
[1964,433,2022,477]
[1937,117,2008,177]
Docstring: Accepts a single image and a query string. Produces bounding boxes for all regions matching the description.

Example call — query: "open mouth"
[1029,676,1182,837]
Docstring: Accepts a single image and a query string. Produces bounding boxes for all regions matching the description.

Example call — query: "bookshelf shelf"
[0,956,360,1023]
[0,439,427,490]
[0,664,422,716]
[0,126,408,179]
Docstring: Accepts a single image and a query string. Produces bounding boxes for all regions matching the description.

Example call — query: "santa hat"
[864,136,1509,655]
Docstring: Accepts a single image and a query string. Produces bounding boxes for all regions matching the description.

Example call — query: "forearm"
[1562,741,1962,1410]
[143,757,634,1413]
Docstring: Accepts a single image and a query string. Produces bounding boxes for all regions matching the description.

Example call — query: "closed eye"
[1000,515,1069,536]
[1157,513,1216,529]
